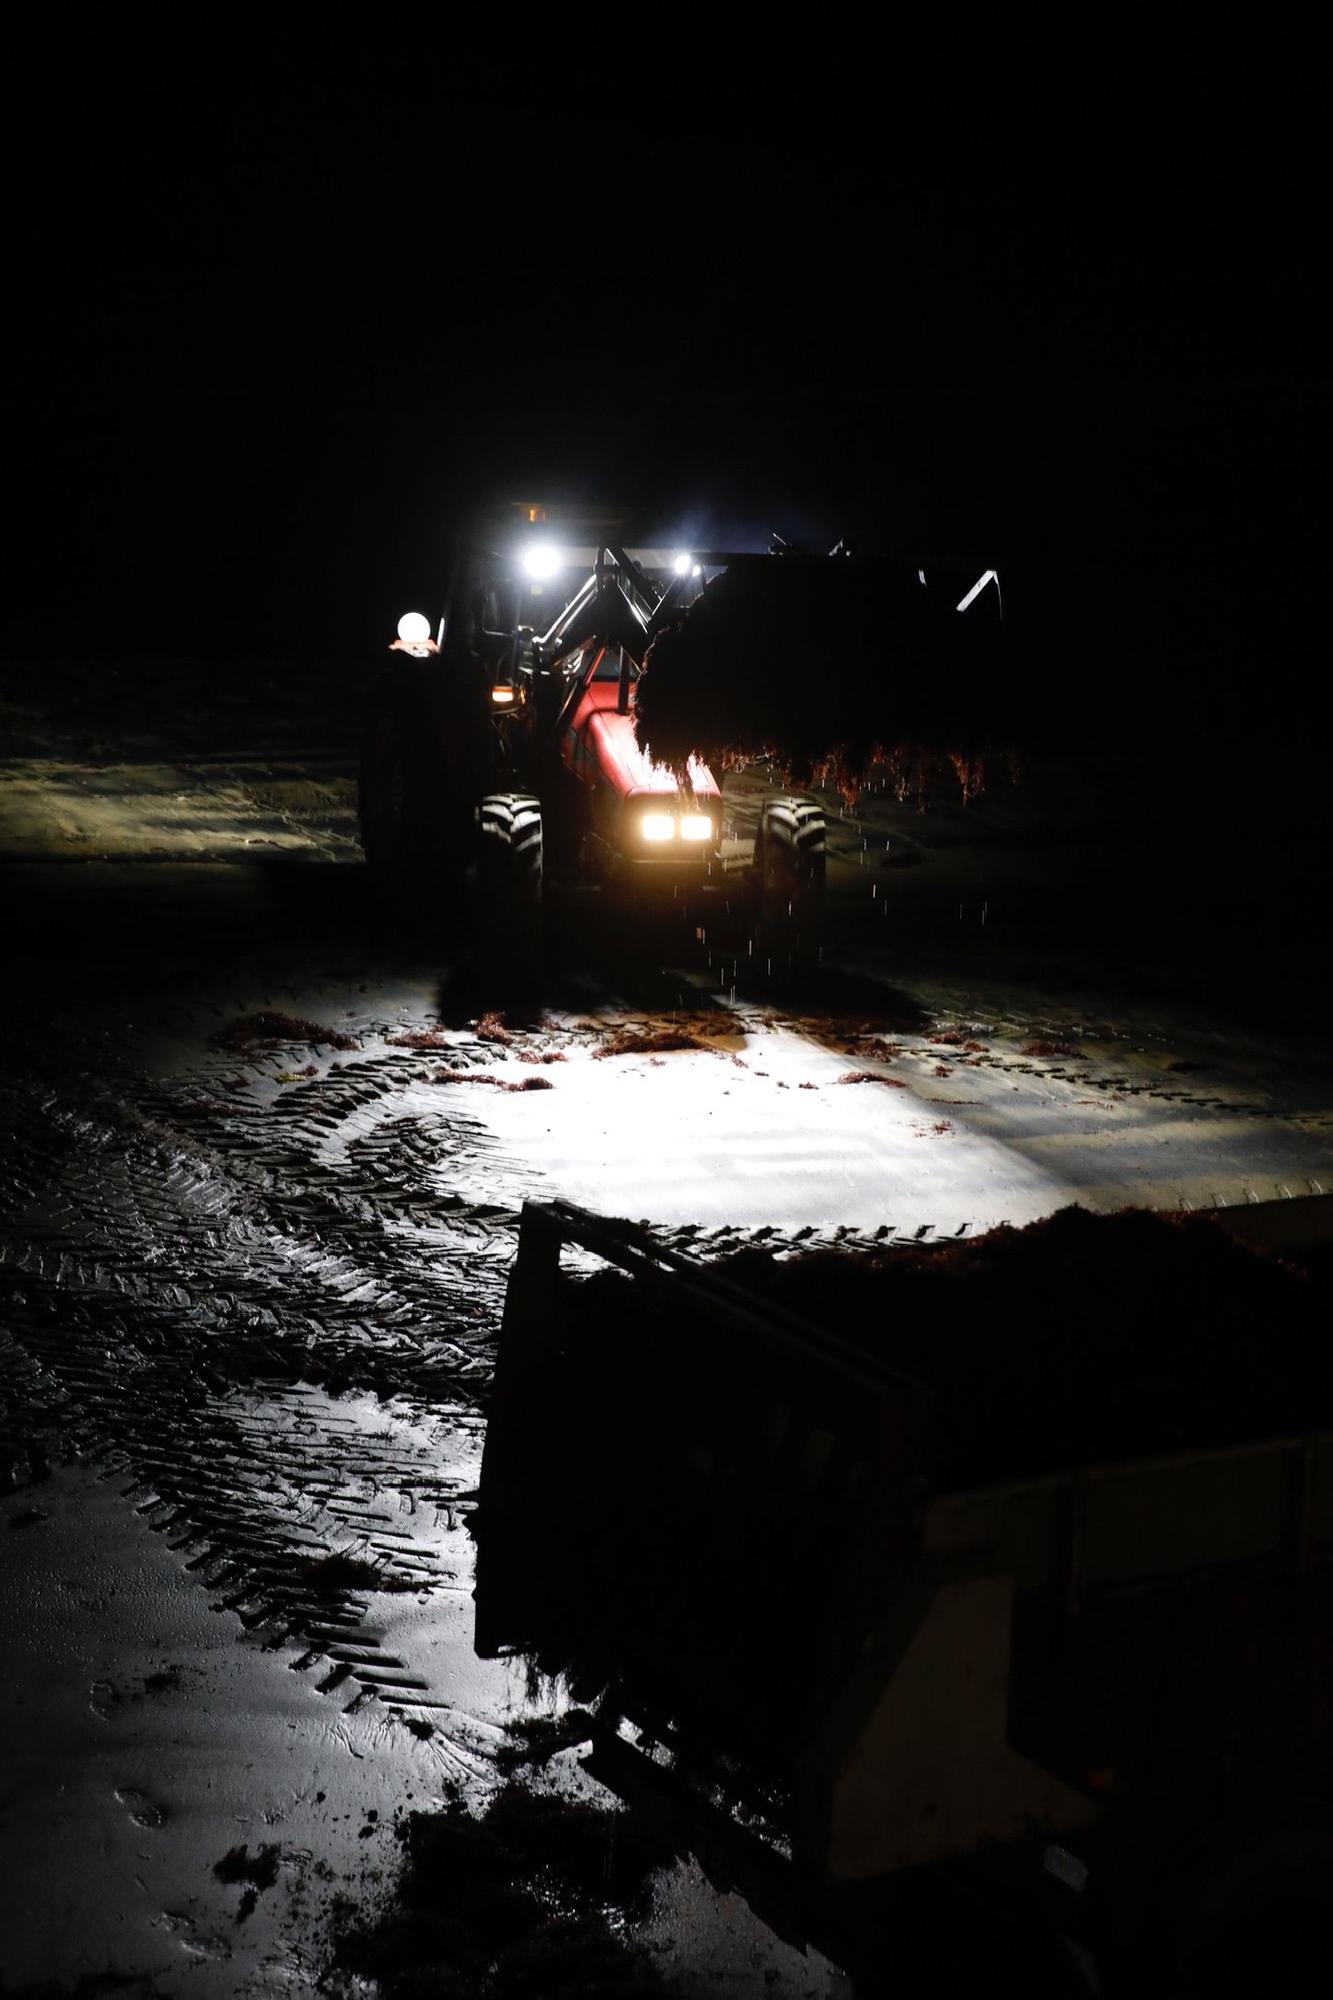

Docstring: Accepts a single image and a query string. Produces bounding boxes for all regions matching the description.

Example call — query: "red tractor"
[358,514,827,957]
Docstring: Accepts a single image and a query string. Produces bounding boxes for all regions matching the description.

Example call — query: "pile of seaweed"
[211,1008,359,1052]
[546,1206,1326,1492]
[701,1204,1326,1483]
[634,556,1006,804]
[592,1025,718,1059]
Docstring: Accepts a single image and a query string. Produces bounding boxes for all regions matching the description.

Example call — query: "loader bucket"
[474,1200,1091,1882]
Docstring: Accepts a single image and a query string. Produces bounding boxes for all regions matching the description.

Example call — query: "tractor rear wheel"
[755,795,826,964]
[477,793,543,967]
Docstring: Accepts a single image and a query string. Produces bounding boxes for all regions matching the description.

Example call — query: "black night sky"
[4,38,1329,703]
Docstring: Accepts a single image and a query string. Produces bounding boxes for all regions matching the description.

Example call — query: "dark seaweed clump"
[211,1009,359,1052]
[332,1786,679,1998]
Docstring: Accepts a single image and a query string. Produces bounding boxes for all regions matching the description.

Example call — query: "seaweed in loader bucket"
[634,551,1006,806]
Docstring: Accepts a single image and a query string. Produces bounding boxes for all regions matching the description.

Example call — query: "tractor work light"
[672,551,691,575]
[680,815,713,842]
[397,611,432,644]
[640,812,676,843]
[521,543,563,581]
[491,685,516,705]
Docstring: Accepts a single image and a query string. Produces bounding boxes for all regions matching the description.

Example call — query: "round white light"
[397,611,432,645]
[691,564,702,578]
[672,551,691,576]
[521,543,562,580]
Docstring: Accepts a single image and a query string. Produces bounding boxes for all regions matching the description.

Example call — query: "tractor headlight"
[640,812,675,843]
[397,611,432,644]
[679,814,713,843]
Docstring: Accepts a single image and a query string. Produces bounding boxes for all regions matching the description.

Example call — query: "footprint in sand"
[89,1680,119,1719]
[152,1911,231,1962]
[115,1785,168,1829]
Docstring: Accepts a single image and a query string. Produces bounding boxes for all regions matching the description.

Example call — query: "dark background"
[3,36,1328,746]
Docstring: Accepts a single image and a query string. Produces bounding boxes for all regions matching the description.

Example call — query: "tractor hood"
[575,684,719,800]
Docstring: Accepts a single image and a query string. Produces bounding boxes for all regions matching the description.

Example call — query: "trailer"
[475,1197,1333,1990]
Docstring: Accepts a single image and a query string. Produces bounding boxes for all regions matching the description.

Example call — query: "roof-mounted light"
[672,551,691,576]
[521,543,563,581]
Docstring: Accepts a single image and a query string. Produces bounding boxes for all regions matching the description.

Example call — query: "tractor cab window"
[480,578,520,636]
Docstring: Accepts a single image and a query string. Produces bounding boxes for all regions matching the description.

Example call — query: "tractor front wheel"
[755,795,826,966]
